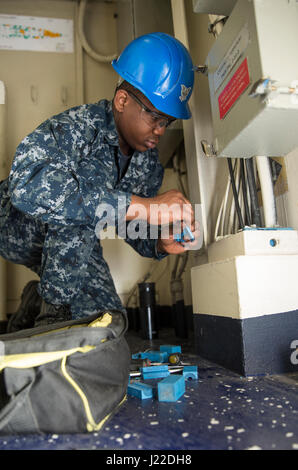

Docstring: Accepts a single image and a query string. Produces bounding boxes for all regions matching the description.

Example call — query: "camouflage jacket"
[6,99,165,259]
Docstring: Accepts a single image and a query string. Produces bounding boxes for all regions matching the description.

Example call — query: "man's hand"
[126,190,194,227]
[157,220,200,255]
[125,190,199,254]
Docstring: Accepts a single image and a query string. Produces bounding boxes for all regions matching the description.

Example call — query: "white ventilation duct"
[0,81,7,322]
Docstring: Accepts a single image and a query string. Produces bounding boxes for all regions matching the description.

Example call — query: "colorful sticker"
[0,14,73,53]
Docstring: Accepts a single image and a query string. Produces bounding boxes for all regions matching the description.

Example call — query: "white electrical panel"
[204,0,298,158]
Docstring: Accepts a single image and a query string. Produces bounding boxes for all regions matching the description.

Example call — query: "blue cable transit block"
[132,345,181,363]
[183,365,198,380]
[141,365,170,380]
[127,382,154,400]
[157,375,185,402]
[132,350,168,362]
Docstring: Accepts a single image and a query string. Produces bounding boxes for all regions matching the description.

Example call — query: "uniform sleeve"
[125,228,168,260]
[124,159,168,260]
[8,109,131,227]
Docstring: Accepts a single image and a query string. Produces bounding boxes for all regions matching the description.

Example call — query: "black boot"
[7,280,42,333]
[34,299,72,327]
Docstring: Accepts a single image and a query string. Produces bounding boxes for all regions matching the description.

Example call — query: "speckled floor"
[0,328,298,450]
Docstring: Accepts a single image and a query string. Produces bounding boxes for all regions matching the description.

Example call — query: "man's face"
[114,88,174,154]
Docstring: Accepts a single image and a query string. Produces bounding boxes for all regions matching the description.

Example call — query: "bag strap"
[0,345,95,372]
[0,312,114,371]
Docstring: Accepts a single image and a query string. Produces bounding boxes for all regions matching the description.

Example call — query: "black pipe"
[138,282,158,340]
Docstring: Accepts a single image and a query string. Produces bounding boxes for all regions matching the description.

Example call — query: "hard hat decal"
[179,84,191,102]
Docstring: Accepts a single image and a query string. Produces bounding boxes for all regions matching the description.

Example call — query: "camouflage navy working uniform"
[0,99,165,319]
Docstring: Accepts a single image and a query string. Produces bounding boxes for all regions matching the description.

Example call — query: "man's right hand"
[126,190,194,228]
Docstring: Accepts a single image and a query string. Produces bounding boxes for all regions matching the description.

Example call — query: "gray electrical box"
[205,0,298,158]
[193,0,237,16]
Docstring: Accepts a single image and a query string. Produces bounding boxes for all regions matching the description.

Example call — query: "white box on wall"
[191,254,298,319]
[208,229,298,263]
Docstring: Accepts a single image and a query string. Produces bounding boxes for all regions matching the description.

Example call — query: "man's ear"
[114,89,128,113]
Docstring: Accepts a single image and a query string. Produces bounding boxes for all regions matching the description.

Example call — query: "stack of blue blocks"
[127,365,198,402]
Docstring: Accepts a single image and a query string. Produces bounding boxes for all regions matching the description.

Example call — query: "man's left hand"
[157,221,200,255]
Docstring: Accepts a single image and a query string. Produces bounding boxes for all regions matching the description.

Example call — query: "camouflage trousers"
[0,181,124,319]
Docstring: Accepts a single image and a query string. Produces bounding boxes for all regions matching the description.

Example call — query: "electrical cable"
[214,195,225,240]
[238,159,244,222]
[173,145,188,198]
[208,15,229,37]
[215,170,231,239]
[245,157,262,226]
[227,159,237,233]
[240,159,251,226]
[215,154,276,238]
[235,160,243,232]
[227,158,244,230]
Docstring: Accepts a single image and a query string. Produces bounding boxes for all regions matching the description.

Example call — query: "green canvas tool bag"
[0,310,130,434]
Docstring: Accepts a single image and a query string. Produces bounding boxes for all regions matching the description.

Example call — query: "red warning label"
[218,57,250,120]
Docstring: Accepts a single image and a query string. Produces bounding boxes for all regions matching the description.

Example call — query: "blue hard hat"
[112,32,194,119]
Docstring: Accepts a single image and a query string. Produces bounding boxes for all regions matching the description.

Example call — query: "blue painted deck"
[0,328,297,450]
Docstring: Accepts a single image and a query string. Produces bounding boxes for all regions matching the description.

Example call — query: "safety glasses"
[127,91,176,129]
